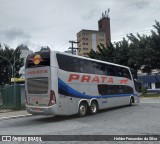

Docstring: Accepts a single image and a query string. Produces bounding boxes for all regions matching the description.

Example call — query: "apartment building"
[77,10,111,57]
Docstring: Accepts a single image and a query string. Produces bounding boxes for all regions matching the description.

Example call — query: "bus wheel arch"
[78,101,88,117]
[89,100,99,115]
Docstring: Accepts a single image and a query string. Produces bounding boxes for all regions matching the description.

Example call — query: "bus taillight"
[48,90,56,106]
[25,90,28,105]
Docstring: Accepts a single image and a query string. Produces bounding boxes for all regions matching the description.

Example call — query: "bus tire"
[78,102,87,117]
[89,101,98,115]
[129,97,134,106]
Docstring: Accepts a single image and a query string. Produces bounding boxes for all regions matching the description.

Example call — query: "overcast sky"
[0,0,160,52]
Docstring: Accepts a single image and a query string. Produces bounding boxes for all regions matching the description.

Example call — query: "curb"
[141,97,160,99]
[0,114,32,121]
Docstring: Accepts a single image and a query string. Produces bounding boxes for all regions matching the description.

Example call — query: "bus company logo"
[30,54,44,65]
[68,74,114,84]
[68,74,129,84]
[27,70,48,75]
[119,79,128,84]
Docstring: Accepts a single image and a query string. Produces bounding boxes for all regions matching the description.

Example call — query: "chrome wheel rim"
[79,105,86,116]
[91,103,97,113]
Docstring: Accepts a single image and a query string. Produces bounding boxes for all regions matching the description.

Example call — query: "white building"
[17,45,33,78]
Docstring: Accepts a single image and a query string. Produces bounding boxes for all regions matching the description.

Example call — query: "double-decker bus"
[25,50,140,117]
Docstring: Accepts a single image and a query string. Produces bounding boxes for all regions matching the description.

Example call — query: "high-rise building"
[77,10,111,57]
[77,30,106,57]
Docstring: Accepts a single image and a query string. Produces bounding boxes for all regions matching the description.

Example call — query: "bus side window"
[118,86,124,94]
[108,65,116,76]
[80,59,93,74]
[57,54,80,73]
[93,62,106,75]
[106,64,109,75]
[117,67,123,77]
[72,57,80,72]
[123,68,131,80]
[57,54,72,71]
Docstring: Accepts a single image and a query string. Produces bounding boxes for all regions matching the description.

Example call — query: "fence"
[0,84,23,109]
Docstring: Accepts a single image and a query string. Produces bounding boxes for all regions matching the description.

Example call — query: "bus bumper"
[26,105,58,115]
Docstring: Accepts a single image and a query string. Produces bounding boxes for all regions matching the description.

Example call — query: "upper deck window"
[56,53,131,79]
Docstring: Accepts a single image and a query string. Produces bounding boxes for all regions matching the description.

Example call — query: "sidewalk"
[0,109,31,120]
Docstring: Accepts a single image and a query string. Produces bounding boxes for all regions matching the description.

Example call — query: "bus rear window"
[26,52,50,68]
[27,77,48,94]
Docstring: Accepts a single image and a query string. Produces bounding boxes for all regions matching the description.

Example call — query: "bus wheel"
[78,102,87,117]
[89,101,98,115]
[130,97,134,106]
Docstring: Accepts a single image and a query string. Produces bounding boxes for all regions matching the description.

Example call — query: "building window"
[100,39,104,41]
[100,33,104,37]
[82,37,88,41]
[82,43,88,45]
[83,48,88,50]
[83,53,88,55]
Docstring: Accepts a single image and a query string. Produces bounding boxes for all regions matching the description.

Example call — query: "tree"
[114,38,130,66]
[0,44,24,85]
[127,33,149,73]
[88,42,116,63]
[14,47,24,78]
[88,21,160,74]
[145,21,160,72]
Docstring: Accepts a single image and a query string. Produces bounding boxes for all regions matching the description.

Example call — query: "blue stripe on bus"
[58,78,137,99]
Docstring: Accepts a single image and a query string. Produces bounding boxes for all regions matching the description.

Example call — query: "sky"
[0,0,160,52]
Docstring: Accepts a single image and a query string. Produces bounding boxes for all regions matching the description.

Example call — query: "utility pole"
[69,40,80,54]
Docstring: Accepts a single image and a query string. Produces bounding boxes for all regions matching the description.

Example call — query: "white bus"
[25,50,140,116]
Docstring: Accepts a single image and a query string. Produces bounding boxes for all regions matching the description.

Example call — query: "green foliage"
[88,21,160,74]
[141,86,147,96]
[141,93,160,97]
[0,44,24,85]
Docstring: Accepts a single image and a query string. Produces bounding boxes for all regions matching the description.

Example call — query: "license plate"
[34,108,41,112]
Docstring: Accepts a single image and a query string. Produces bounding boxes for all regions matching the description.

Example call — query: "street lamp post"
[13,56,21,106]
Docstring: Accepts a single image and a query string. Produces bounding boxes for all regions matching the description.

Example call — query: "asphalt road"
[0,98,160,144]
